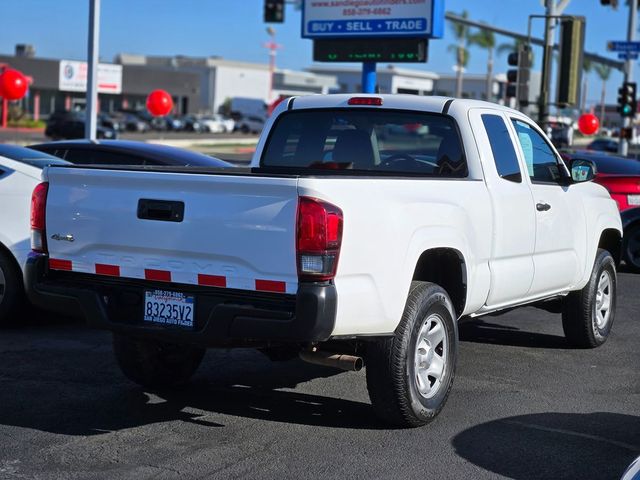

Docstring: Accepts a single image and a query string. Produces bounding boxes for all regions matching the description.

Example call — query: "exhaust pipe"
[299,350,364,372]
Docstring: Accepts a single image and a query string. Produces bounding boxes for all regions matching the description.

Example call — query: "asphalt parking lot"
[0,272,638,480]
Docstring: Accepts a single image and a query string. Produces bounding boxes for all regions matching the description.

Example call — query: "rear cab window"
[260,109,468,177]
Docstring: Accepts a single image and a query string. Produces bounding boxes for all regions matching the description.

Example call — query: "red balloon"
[146,89,173,117]
[0,69,28,101]
[578,113,599,136]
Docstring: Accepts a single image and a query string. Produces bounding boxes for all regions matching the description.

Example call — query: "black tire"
[240,125,250,134]
[562,248,616,348]
[112,334,205,389]
[366,281,458,428]
[623,223,640,273]
[0,250,25,327]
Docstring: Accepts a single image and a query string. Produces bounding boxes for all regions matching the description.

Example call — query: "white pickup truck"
[26,95,622,427]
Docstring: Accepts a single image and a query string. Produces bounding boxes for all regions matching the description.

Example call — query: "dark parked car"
[119,113,150,133]
[45,111,117,140]
[587,138,619,153]
[98,113,126,132]
[28,140,232,167]
[182,115,204,133]
[621,208,640,273]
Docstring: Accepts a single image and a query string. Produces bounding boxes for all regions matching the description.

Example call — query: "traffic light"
[617,82,637,117]
[264,0,285,23]
[506,44,532,107]
[620,126,634,139]
[557,17,585,107]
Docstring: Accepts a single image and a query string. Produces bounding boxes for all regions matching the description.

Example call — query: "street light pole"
[538,0,572,129]
[619,0,638,157]
[265,27,281,103]
[538,0,556,127]
[85,0,100,141]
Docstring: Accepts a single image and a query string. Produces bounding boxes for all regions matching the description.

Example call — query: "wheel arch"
[598,228,622,266]
[411,248,467,318]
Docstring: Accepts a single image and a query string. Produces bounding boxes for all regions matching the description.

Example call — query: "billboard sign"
[302,0,444,39]
[59,60,123,94]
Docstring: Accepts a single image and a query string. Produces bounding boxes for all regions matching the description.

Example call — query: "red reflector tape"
[255,279,286,293]
[197,274,226,287]
[348,97,383,106]
[145,269,171,282]
[49,259,72,271]
[96,264,120,277]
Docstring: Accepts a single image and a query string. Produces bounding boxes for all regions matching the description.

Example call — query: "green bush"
[7,118,46,129]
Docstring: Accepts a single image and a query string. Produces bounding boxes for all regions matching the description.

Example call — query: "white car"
[27,95,621,427]
[0,145,69,324]
[200,115,235,134]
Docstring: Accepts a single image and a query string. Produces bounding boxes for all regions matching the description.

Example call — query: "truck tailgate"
[44,167,299,294]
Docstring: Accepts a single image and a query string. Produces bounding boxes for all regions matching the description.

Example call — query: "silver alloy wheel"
[594,271,612,329]
[414,313,448,399]
[0,265,5,305]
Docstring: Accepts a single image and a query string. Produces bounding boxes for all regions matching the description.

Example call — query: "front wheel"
[562,249,617,348]
[366,282,458,428]
[112,334,205,389]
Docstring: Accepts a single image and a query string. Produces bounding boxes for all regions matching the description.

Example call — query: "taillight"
[296,197,343,281]
[30,182,49,253]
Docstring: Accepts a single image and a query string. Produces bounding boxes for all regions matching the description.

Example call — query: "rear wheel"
[0,250,24,327]
[562,249,616,348]
[623,223,640,273]
[366,282,457,428]
[112,334,205,389]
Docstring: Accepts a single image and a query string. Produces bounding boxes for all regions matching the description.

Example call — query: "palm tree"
[594,63,612,131]
[581,57,593,114]
[468,26,496,102]
[448,10,470,98]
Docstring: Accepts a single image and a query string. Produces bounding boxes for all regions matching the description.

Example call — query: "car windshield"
[261,109,467,177]
[0,145,69,168]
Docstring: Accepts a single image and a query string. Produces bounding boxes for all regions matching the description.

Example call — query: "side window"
[511,119,564,184]
[481,114,522,183]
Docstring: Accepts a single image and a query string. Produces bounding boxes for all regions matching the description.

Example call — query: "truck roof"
[289,94,521,116]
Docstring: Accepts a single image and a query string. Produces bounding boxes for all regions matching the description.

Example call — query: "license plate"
[144,289,195,328]
[628,194,640,206]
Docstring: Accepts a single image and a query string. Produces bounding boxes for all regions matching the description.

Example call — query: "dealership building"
[116,54,338,115]
[2,44,525,120]
[0,46,337,118]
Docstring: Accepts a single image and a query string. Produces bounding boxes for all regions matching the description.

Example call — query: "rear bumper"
[25,253,336,346]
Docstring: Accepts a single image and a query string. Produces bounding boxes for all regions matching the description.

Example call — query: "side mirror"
[570,159,597,183]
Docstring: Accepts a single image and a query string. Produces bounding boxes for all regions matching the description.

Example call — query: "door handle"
[137,199,185,222]
[536,202,551,212]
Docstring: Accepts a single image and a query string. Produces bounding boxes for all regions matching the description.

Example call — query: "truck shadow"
[452,412,640,480]
[458,319,569,349]
[0,337,383,435]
